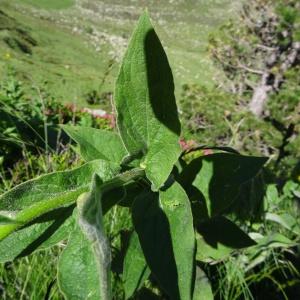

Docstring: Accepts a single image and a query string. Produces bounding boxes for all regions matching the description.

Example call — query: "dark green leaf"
[132,181,195,300]
[115,11,181,190]
[123,231,150,299]
[196,216,256,262]
[101,168,145,213]
[178,153,267,217]
[228,171,265,221]
[62,125,127,164]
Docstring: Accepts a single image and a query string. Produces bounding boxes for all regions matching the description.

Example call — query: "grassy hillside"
[0,0,241,107]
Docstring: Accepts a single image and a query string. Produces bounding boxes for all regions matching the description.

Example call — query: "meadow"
[0,0,241,105]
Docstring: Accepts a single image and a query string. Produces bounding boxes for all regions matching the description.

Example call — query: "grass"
[0,2,114,107]
[0,0,242,108]
[21,0,75,10]
[0,247,63,300]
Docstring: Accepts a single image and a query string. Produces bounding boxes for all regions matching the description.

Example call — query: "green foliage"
[0,12,268,299]
[193,267,214,300]
[115,13,181,190]
[123,231,150,299]
[179,84,283,157]
[62,126,126,163]
[59,174,111,300]
[202,0,300,180]
[0,73,112,171]
[21,0,75,10]
[179,84,234,143]
[201,180,300,300]
[0,246,63,300]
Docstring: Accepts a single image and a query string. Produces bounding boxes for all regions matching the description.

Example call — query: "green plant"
[199,180,300,300]
[0,71,113,172]
[0,12,267,299]
[206,0,300,180]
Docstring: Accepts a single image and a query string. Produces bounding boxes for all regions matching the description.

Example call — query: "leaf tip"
[138,8,152,26]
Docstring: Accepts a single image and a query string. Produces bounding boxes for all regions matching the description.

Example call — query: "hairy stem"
[77,175,111,300]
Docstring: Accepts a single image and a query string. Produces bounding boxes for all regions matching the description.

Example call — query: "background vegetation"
[0,0,299,299]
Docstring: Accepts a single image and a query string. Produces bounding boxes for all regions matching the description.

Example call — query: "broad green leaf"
[132,182,195,300]
[62,125,127,164]
[0,168,143,260]
[229,171,265,221]
[115,11,181,190]
[0,206,74,263]
[196,217,256,262]
[123,231,150,299]
[178,153,267,217]
[0,160,120,240]
[58,224,102,300]
[196,233,231,262]
[193,267,213,300]
[59,174,111,300]
[266,212,300,235]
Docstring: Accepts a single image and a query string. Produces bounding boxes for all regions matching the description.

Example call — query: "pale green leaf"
[0,160,120,240]
[251,232,295,248]
[266,184,280,205]
[0,206,74,263]
[266,212,300,235]
[58,174,111,300]
[123,231,150,299]
[133,181,195,300]
[0,215,16,225]
[58,224,102,300]
[62,125,127,164]
[193,267,213,300]
[115,11,181,189]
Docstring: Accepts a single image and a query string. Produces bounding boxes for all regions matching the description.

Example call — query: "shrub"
[0,12,270,299]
